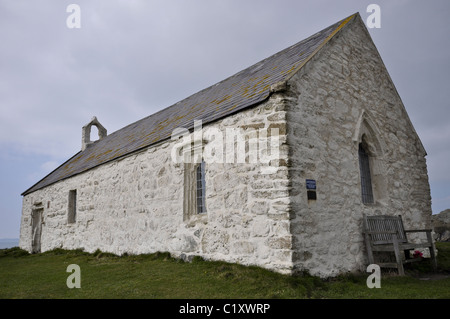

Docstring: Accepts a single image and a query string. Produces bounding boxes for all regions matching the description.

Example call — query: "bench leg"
[364,233,375,265]
[392,235,405,276]
[426,231,438,272]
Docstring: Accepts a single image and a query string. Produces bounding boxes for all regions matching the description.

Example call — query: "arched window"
[358,142,374,204]
[354,111,387,205]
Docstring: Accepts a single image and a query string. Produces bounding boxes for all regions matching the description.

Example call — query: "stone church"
[20,13,432,277]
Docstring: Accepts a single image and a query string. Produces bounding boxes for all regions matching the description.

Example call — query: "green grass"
[0,243,449,299]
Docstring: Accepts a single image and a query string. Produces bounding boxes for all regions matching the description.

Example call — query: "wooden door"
[31,208,43,253]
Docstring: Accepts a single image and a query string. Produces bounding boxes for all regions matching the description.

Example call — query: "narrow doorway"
[31,208,43,253]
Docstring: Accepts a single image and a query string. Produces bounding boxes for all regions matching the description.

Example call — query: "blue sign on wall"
[306,179,316,190]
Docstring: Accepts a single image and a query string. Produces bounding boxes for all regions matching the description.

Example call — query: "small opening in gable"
[90,125,99,142]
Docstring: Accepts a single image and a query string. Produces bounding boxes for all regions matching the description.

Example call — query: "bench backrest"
[363,215,408,245]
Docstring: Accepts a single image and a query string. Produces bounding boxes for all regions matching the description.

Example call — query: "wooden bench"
[363,214,437,276]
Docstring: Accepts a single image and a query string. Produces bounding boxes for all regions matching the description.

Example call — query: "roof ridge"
[88,13,359,142]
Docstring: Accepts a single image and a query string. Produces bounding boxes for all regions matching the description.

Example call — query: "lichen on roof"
[22,13,356,195]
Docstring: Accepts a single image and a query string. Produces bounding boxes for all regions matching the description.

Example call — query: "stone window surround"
[181,139,209,226]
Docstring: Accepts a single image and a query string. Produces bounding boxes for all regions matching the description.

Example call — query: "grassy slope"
[0,243,449,299]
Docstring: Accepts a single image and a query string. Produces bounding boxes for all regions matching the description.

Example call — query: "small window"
[68,189,77,223]
[358,143,374,204]
[196,160,206,214]
[183,158,207,221]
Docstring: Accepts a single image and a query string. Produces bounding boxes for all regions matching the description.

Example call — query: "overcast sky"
[1,0,449,239]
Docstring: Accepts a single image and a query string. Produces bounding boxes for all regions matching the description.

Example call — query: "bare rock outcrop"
[432,209,450,242]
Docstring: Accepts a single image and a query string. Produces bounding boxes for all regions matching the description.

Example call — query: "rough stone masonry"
[20,13,433,278]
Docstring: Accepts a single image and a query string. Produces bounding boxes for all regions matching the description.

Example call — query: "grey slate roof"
[22,14,356,195]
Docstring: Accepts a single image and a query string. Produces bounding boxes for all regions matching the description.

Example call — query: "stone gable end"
[285,15,431,277]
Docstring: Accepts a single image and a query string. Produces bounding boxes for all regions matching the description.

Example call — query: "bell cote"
[81,116,107,151]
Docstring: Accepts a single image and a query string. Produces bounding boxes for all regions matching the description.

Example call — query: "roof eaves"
[21,95,275,196]
[21,151,82,196]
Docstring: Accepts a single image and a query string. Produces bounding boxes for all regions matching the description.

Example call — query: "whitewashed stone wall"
[286,16,432,277]
[20,93,293,274]
[20,16,432,278]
